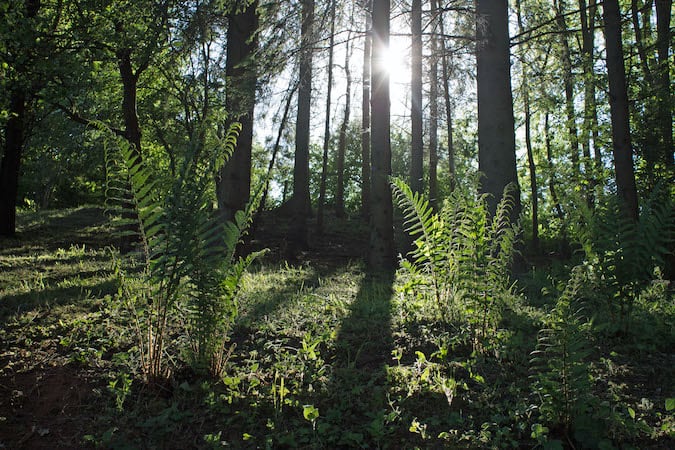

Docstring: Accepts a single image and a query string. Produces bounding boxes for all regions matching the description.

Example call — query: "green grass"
[0,207,673,449]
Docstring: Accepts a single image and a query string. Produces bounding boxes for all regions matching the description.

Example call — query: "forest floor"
[0,206,673,449]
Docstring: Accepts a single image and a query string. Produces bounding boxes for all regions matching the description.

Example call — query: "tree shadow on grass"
[318,269,395,448]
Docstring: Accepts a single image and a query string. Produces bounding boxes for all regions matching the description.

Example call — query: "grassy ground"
[0,207,673,449]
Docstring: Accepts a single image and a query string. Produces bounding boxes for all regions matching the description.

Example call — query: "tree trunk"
[290,0,315,252]
[0,91,27,237]
[655,0,673,168]
[428,0,439,209]
[476,0,521,218]
[317,0,336,233]
[335,35,352,218]
[410,0,423,195]
[516,0,539,251]
[217,0,258,223]
[0,0,40,236]
[579,0,601,186]
[602,0,639,221]
[553,0,581,174]
[117,49,143,157]
[437,0,455,190]
[369,0,395,271]
[361,0,372,219]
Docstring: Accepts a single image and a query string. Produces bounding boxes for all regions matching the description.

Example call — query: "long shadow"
[319,269,395,448]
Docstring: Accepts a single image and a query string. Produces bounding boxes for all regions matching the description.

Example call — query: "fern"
[530,265,596,445]
[570,185,675,332]
[106,123,265,382]
[392,178,520,350]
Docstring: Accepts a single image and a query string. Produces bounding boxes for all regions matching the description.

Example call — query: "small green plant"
[106,123,264,382]
[530,266,598,446]
[392,178,520,350]
[108,372,132,411]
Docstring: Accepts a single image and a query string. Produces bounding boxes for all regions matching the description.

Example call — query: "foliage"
[392,177,520,350]
[529,265,598,446]
[106,123,264,382]
[570,186,674,332]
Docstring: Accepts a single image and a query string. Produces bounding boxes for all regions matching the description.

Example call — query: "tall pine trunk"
[476,0,521,218]
[602,0,639,220]
[0,91,27,237]
[217,1,258,223]
[317,0,336,233]
[361,0,372,219]
[290,0,315,252]
[437,1,455,190]
[410,0,423,195]
[335,35,352,218]
[369,0,395,271]
[428,0,439,209]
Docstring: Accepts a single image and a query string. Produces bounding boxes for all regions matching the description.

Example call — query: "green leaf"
[627,407,636,419]
[666,398,675,412]
[303,404,319,422]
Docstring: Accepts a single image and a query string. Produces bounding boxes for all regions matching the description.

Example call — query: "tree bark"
[369,0,395,271]
[217,0,258,223]
[0,91,27,236]
[553,0,582,174]
[0,0,40,236]
[361,0,372,219]
[428,0,439,209]
[437,0,455,190]
[317,0,336,233]
[335,35,352,218]
[476,0,521,218]
[410,0,423,195]
[655,0,673,168]
[579,0,601,184]
[290,0,315,252]
[516,0,539,251]
[602,0,639,220]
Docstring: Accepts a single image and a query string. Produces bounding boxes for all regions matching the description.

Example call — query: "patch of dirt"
[0,365,101,449]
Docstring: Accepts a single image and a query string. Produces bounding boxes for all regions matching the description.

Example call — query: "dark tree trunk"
[437,0,455,190]
[361,0,372,219]
[335,36,352,218]
[410,0,423,195]
[0,0,40,237]
[217,0,258,223]
[290,0,314,252]
[317,0,336,233]
[516,0,539,251]
[0,91,27,237]
[369,0,395,271]
[428,2,439,209]
[476,0,521,218]
[655,0,673,168]
[579,0,601,188]
[117,49,143,157]
[602,0,639,221]
[554,0,582,174]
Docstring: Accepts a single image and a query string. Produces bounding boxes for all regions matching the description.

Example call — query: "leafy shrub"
[570,186,674,333]
[392,178,520,350]
[106,124,264,382]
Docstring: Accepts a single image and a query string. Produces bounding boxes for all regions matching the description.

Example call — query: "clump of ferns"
[106,123,265,383]
[570,184,674,335]
[529,265,597,446]
[392,178,520,352]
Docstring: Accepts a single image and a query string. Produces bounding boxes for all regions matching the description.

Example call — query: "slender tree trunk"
[655,0,673,168]
[553,0,581,174]
[437,0,455,190]
[317,0,336,233]
[476,0,521,218]
[361,0,372,219]
[602,0,639,220]
[217,0,258,223]
[579,0,601,184]
[516,0,539,251]
[545,112,565,223]
[0,90,27,236]
[410,0,423,195]
[117,49,143,158]
[369,0,395,271]
[428,1,439,209]
[291,0,315,252]
[335,35,352,218]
